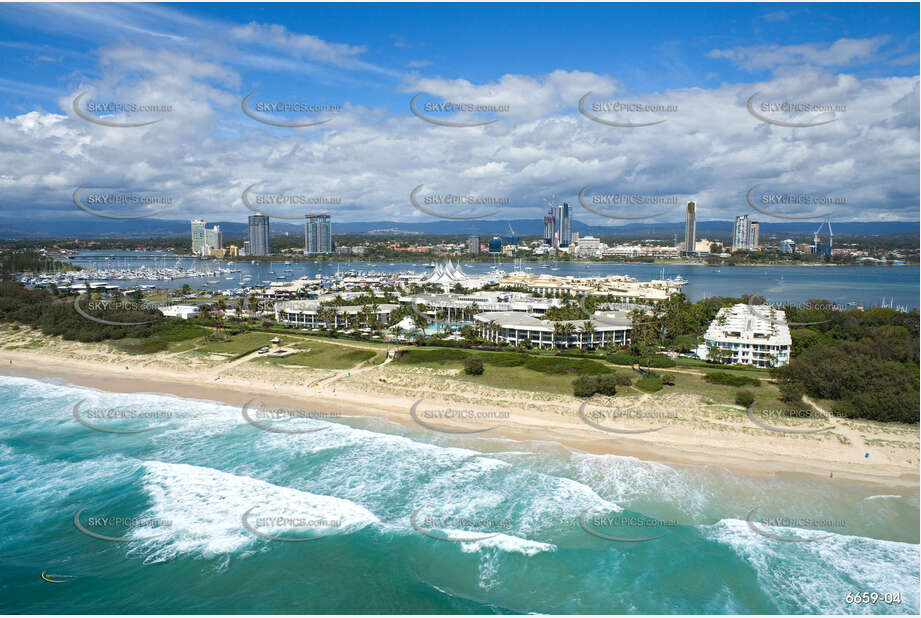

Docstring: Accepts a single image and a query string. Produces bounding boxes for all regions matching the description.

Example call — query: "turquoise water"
[0,375,918,614]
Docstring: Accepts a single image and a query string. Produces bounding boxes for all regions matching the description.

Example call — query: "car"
[257,346,270,354]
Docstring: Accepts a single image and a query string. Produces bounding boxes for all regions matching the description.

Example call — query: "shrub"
[524,356,610,376]
[572,376,598,398]
[735,389,755,407]
[482,352,526,367]
[635,374,663,393]
[464,356,484,375]
[397,348,469,364]
[613,373,633,386]
[779,381,805,404]
[640,355,676,368]
[704,371,761,387]
[594,374,619,396]
[607,351,636,365]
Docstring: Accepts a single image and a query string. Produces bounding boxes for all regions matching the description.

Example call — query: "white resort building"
[695,304,792,367]
[274,300,399,329]
[474,311,633,350]
[399,291,562,320]
[498,272,685,303]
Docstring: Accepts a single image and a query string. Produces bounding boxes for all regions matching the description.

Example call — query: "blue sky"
[0,2,917,225]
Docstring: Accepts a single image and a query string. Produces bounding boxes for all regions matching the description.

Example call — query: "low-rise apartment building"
[474,311,632,350]
[695,304,792,367]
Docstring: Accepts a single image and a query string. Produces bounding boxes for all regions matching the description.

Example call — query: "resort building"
[695,304,792,367]
[400,291,561,320]
[499,272,684,302]
[274,300,398,329]
[474,310,632,350]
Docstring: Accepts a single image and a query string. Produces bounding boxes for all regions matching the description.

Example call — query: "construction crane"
[813,219,834,256]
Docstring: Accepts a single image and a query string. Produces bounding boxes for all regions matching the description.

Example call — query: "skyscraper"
[543,209,556,246]
[749,221,759,250]
[204,225,222,255]
[467,235,481,255]
[304,214,332,255]
[684,201,697,255]
[248,215,270,256]
[191,219,206,255]
[554,202,571,248]
[732,215,750,252]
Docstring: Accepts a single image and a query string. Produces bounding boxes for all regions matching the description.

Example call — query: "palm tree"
[582,320,595,348]
[487,320,500,343]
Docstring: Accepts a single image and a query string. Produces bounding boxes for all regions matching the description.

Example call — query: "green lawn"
[196,332,276,356]
[265,341,376,369]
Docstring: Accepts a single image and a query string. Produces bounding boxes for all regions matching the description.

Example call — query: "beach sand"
[1,325,917,490]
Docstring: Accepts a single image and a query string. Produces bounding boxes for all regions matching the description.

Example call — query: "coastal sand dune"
[1,325,916,490]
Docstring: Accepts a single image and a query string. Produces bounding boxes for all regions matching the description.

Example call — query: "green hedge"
[704,371,761,387]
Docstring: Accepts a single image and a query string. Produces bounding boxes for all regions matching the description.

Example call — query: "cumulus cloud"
[0,13,916,227]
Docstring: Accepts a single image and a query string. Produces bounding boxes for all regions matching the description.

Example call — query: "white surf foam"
[134,460,379,562]
[704,518,920,614]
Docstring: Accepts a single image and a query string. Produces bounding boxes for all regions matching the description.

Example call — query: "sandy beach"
[1,325,917,490]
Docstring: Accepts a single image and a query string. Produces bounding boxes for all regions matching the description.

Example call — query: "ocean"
[0,375,917,614]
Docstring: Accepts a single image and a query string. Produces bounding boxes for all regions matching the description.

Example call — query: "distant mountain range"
[0,218,916,239]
